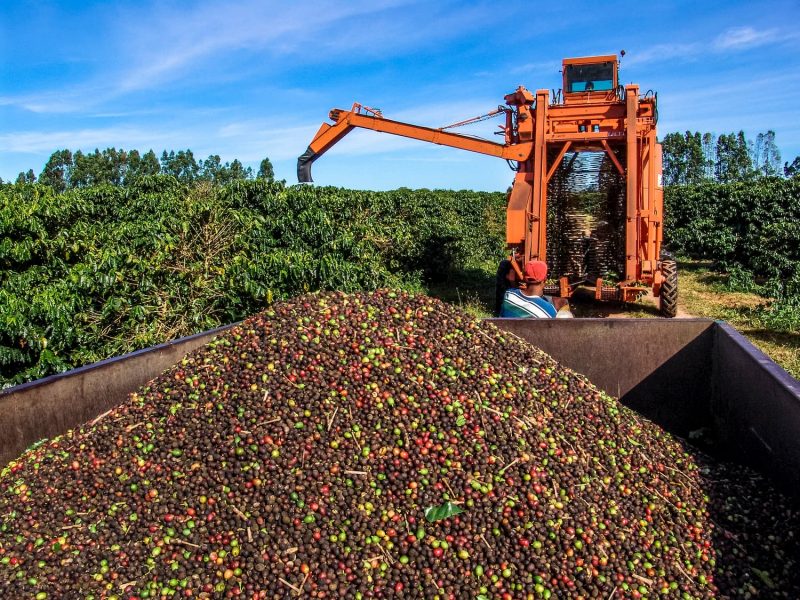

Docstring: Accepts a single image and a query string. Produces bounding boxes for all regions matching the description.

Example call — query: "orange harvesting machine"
[298,54,678,316]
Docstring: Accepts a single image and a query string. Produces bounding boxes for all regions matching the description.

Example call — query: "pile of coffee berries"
[1,290,798,599]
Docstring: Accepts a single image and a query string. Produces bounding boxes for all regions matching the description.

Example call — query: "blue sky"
[1,0,799,191]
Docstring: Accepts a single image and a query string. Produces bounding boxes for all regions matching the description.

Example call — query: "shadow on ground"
[568,287,663,318]
[744,328,800,348]
[693,450,800,597]
[425,266,497,316]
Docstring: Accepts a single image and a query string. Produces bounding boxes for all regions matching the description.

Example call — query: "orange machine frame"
[298,55,666,304]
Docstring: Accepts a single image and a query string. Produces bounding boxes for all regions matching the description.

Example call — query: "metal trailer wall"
[710,322,800,494]
[490,318,716,438]
[491,318,800,497]
[1,319,798,495]
[0,325,232,468]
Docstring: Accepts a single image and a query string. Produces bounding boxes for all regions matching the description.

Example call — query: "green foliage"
[32,147,274,191]
[665,177,799,277]
[128,149,161,180]
[662,129,786,186]
[39,149,73,192]
[197,155,253,184]
[665,177,800,332]
[7,137,795,386]
[785,156,800,178]
[159,150,200,182]
[715,132,753,183]
[15,169,36,184]
[758,294,800,333]
[424,501,464,522]
[753,131,782,177]
[258,158,275,181]
[0,179,505,386]
[724,265,762,294]
[662,132,705,185]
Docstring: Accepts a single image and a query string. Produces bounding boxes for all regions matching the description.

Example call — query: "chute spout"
[297,146,317,183]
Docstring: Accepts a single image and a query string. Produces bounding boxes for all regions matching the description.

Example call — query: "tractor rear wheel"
[659,260,678,318]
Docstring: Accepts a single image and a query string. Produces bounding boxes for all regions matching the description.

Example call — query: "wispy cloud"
[623,43,700,67]
[0,127,175,154]
[214,121,322,161]
[105,0,495,98]
[624,25,796,68]
[510,60,561,76]
[2,0,458,114]
[3,1,799,184]
[6,0,499,120]
[657,71,800,141]
[0,89,103,114]
[0,99,500,166]
[713,26,781,50]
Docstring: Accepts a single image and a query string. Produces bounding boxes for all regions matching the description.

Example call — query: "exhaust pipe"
[297,147,317,183]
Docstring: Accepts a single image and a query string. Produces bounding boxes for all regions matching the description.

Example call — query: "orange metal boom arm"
[297,106,533,182]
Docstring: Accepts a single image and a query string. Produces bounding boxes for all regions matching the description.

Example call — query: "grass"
[426,263,498,319]
[677,260,799,379]
[550,260,799,379]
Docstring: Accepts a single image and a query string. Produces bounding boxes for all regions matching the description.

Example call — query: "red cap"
[524,261,548,282]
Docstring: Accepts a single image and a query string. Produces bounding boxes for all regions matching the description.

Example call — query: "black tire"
[495,260,513,317]
[659,260,678,318]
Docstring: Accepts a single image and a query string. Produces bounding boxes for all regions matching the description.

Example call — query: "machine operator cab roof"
[562,55,618,101]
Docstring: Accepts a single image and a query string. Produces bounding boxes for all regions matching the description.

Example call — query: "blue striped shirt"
[500,289,557,318]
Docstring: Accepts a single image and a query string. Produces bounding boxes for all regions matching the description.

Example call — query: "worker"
[494,259,515,317]
[500,261,570,318]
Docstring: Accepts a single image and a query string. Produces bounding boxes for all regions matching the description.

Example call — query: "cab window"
[565,62,614,92]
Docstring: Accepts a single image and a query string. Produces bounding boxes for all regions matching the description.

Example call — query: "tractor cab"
[562,55,618,100]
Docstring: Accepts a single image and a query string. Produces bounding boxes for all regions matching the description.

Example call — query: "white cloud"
[622,25,796,69]
[0,127,173,154]
[0,0,499,117]
[0,96,505,169]
[113,0,483,95]
[713,26,780,51]
[622,43,700,67]
[655,71,800,159]
[510,60,561,76]
[214,122,321,161]
[0,89,100,114]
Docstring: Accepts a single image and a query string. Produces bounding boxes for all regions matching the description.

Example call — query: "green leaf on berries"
[424,501,464,522]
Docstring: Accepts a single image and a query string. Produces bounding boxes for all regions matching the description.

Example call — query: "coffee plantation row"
[664,177,800,332]
[1,175,798,386]
[0,178,506,386]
